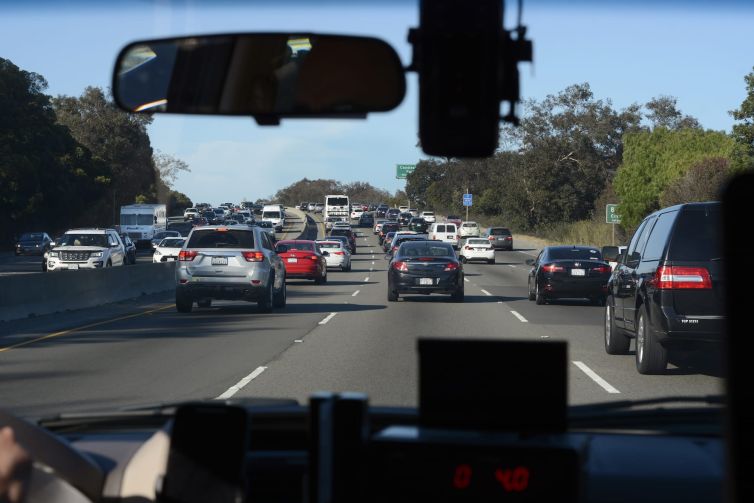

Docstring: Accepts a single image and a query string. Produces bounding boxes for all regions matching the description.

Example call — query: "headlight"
[90,252,103,258]
[49,251,59,258]
[154,249,161,255]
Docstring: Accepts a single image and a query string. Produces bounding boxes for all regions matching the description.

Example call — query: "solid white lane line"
[464,277,470,283]
[216,366,267,399]
[364,276,370,282]
[480,289,492,296]
[352,290,360,297]
[319,312,337,325]
[572,361,620,394]
[510,310,528,323]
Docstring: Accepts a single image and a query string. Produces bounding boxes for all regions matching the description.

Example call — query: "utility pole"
[465,186,469,221]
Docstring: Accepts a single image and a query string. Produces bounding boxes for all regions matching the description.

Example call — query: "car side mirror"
[626,251,641,267]
[525,259,534,266]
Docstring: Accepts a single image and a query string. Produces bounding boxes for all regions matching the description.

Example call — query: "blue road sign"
[463,194,473,207]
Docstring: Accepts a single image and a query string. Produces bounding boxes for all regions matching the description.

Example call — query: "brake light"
[444,262,460,271]
[542,264,565,273]
[309,255,319,261]
[592,265,611,274]
[179,250,197,261]
[242,251,264,262]
[654,266,712,289]
[393,260,409,272]
[333,251,345,255]
[488,236,495,240]
[506,236,512,240]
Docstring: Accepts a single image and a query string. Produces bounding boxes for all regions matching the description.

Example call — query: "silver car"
[175,226,286,313]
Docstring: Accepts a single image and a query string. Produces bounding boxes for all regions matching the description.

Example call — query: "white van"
[429,222,459,248]
[262,205,285,232]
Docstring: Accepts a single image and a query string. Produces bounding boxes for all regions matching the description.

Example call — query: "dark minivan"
[605,202,723,375]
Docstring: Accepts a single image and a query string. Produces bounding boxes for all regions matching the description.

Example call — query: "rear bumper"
[651,304,723,344]
[462,251,495,261]
[542,276,607,298]
[490,240,513,249]
[176,283,266,301]
[389,271,461,294]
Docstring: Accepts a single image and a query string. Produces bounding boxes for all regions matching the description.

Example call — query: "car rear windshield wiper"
[569,394,723,414]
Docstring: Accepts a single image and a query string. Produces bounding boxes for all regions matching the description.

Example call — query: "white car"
[351,207,364,220]
[325,216,346,231]
[421,211,436,223]
[374,219,389,234]
[47,228,127,270]
[332,221,351,230]
[408,208,420,217]
[183,208,199,220]
[459,238,496,264]
[459,221,481,238]
[316,240,352,271]
[153,237,186,263]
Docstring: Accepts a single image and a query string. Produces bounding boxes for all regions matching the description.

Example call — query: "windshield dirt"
[0,0,744,422]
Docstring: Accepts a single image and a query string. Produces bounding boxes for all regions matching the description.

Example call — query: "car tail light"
[542,264,564,273]
[506,236,512,240]
[444,262,460,271]
[309,255,320,261]
[392,261,409,272]
[465,245,472,250]
[488,236,495,240]
[654,265,712,289]
[179,250,197,261]
[333,251,345,255]
[592,265,611,274]
[242,251,264,262]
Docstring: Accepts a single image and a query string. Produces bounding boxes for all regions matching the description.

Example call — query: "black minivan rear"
[605,202,724,374]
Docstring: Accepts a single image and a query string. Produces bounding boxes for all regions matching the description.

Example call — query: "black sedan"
[15,232,51,255]
[387,241,464,302]
[407,217,428,233]
[358,213,374,227]
[527,246,611,305]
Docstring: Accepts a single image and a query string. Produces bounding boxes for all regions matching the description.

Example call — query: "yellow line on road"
[0,304,174,353]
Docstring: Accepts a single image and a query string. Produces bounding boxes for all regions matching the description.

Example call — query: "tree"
[660,157,731,207]
[53,87,156,221]
[0,58,105,241]
[730,67,754,164]
[645,96,701,130]
[614,128,739,227]
[153,150,191,188]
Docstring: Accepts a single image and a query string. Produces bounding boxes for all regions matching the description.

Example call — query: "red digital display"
[452,464,531,493]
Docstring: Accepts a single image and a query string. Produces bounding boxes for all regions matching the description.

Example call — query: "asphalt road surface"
[0,220,723,419]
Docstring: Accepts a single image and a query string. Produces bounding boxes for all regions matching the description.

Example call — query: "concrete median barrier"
[0,262,177,322]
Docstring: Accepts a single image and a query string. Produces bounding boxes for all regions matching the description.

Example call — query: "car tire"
[258,277,274,313]
[387,286,398,302]
[197,299,212,308]
[604,298,630,355]
[451,285,465,302]
[176,291,193,313]
[527,278,536,301]
[273,276,287,308]
[315,268,327,284]
[106,260,112,267]
[488,259,495,265]
[635,304,668,374]
[535,281,547,305]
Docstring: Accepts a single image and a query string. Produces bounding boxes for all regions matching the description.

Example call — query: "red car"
[275,240,328,284]
[446,215,463,227]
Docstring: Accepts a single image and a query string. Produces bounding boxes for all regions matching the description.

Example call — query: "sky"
[2,1,753,204]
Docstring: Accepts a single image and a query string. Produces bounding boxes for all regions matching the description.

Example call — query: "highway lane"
[0,223,722,420]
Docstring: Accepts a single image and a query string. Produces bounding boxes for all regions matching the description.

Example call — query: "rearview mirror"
[113,33,406,123]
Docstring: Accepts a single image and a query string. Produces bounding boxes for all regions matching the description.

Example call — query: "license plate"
[287,257,298,263]
[571,269,585,276]
[167,257,176,261]
[68,264,79,270]
[211,257,228,265]
[419,277,434,285]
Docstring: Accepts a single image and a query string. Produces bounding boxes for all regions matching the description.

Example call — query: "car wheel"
[527,278,536,301]
[106,260,112,267]
[488,259,495,265]
[387,285,398,302]
[604,298,630,355]
[450,285,464,302]
[273,276,287,308]
[258,277,274,313]
[535,281,547,305]
[315,268,327,284]
[635,304,668,374]
[176,291,193,313]
[197,299,212,308]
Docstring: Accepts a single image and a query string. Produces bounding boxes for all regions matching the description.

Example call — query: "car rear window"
[489,228,511,235]
[399,243,455,257]
[667,206,721,261]
[435,225,446,232]
[317,242,341,249]
[548,248,602,260]
[446,224,457,232]
[467,239,488,245]
[187,229,254,249]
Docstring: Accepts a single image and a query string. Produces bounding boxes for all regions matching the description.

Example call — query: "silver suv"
[47,229,126,270]
[175,225,286,313]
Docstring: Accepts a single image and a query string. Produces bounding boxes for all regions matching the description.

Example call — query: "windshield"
[19,233,44,241]
[159,238,185,248]
[276,242,314,252]
[1,1,736,427]
[58,234,109,247]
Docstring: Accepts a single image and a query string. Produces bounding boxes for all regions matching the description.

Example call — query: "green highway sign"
[606,204,621,224]
[396,164,416,179]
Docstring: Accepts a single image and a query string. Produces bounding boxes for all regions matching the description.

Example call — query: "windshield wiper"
[570,395,723,414]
